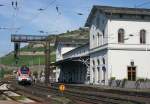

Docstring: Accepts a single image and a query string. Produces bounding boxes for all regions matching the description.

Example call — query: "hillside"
[0,28,89,66]
[0,46,56,66]
[58,27,89,39]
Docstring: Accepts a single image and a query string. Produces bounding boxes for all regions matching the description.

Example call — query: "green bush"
[110,77,116,80]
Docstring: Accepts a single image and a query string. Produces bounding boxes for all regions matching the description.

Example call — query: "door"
[128,67,136,81]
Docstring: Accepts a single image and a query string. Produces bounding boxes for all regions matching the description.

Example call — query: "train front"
[17,65,32,85]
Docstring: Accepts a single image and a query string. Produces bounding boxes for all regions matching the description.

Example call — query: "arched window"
[93,60,95,66]
[102,66,106,82]
[93,35,95,40]
[102,58,105,64]
[97,59,100,83]
[97,33,100,46]
[140,29,146,44]
[118,28,125,43]
[97,59,100,65]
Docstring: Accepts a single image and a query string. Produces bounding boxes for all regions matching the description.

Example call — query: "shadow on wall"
[58,62,87,84]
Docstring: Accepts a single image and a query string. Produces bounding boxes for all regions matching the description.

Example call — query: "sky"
[0,0,150,57]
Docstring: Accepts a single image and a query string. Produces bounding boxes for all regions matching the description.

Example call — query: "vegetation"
[20,46,45,52]
[11,96,26,101]
[0,68,4,78]
[33,70,38,78]
[0,52,55,66]
[0,95,7,100]
[58,28,89,39]
[110,77,116,80]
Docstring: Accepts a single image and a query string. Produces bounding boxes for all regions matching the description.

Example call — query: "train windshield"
[20,67,29,74]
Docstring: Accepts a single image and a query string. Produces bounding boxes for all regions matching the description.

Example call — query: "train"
[17,65,32,85]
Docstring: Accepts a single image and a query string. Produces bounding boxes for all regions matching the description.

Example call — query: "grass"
[0,52,56,66]
[11,96,26,101]
[0,95,7,100]
[51,96,74,104]
[20,46,55,52]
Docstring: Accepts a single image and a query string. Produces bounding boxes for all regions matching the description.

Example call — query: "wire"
[11,0,19,34]
[14,0,89,33]
[17,0,57,31]
[135,1,150,8]
[55,4,90,16]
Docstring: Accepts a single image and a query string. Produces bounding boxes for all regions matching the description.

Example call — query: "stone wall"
[109,80,150,89]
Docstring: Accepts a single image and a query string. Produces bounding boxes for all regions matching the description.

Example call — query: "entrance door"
[127,67,136,81]
[102,67,106,83]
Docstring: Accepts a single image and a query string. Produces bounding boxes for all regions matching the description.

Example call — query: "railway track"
[36,84,146,104]
[0,81,41,104]
[52,83,150,98]
[11,83,150,104]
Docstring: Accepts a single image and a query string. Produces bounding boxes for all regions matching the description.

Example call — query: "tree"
[0,68,4,79]
[33,71,38,78]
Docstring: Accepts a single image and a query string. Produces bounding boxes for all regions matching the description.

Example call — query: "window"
[97,59,100,65]
[102,30,105,37]
[93,68,95,82]
[93,35,95,40]
[118,28,125,43]
[140,29,146,44]
[128,67,136,81]
[141,15,145,19]
[102,66,106,82]
[102,58,105,64]
[97,33,100,46]
[93,60,95,66]
[97,59,100,83]
[119,14,123,18]
[20,67,29,74]
[97,67,100,83]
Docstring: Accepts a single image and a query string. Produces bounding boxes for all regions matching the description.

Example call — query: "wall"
[90,12,108,49]
[90,50,108,84]
[89,12,150,85]
[63,44,89,59]
[108,20,150,44]
[55,43,76,82]
[108,49,150,80]
[56,44,75,61]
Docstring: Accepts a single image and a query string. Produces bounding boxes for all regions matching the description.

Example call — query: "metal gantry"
[11,34,52,85]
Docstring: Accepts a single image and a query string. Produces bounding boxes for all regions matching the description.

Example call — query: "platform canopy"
[55,55,89,65]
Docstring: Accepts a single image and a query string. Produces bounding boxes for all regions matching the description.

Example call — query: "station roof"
[85,5,150,26]
[63,42,89,57]
[55,55,89,65]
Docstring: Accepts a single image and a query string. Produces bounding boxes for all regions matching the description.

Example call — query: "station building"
[86,5,150,85]
[54,37,88,83]
[55,5,150,85]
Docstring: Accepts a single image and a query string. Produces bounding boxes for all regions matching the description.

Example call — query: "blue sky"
[0,0,150,57]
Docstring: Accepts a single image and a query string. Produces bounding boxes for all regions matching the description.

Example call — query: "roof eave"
[85,6,98,27]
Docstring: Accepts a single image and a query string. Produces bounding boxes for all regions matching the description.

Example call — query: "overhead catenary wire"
[18,0,89,31]
[54,4,91,16]
[17,0,57,31]
[11,0,19,33]
[56,5,61,15]
[135,1,150,8]
[13,0,90,33]
[0,1,20,31]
